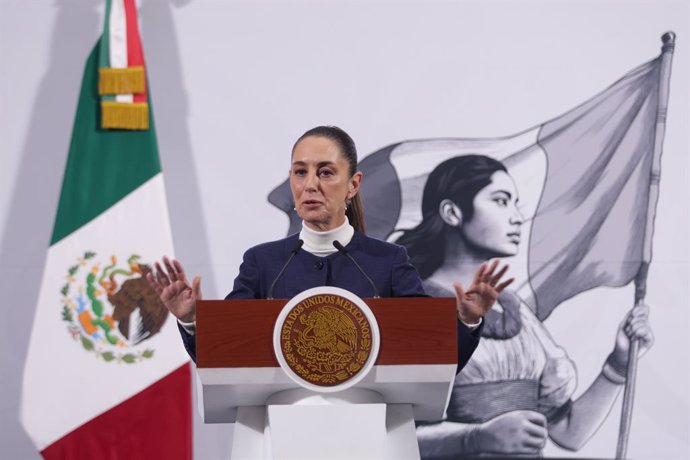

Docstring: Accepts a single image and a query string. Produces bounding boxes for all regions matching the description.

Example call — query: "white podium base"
[230,389,420,460]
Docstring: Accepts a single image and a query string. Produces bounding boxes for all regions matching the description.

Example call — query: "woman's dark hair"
[292,126,366,233]
[395,155,507,278]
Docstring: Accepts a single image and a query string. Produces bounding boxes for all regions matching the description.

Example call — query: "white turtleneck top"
[299,218,354,256]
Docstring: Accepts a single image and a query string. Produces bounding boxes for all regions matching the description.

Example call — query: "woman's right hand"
[146,256,201,323]
[476,410,548,454]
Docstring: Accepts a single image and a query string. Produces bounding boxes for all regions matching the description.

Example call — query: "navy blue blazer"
[179,231,482,372]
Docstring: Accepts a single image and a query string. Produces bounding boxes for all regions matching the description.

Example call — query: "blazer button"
[314,260,324,270]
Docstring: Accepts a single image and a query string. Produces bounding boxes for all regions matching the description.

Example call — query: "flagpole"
[616,31,676,460]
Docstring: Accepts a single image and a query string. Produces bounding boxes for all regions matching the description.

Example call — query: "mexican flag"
[20,1,192,458]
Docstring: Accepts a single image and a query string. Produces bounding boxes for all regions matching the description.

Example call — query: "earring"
[345,198,352,210]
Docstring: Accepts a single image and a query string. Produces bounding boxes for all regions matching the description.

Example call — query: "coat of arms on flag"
[60,251,169,363]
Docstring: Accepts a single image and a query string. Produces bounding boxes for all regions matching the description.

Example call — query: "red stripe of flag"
[124,0,147,103]
[41,364,192,460]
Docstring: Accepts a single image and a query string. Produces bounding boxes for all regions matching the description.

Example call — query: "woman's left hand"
[611,303,654,366]
[454,260,514,325]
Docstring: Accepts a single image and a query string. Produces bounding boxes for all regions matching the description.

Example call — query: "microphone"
[267,239,304,299]
[333,240,380,298]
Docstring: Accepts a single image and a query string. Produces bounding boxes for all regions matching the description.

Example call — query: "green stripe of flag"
[99,0,115,103]
[51,39,161,245]
[99,0,112,69]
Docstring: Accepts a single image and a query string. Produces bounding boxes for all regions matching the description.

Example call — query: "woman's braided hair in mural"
[395,155,506,278]
[293,126,366,233]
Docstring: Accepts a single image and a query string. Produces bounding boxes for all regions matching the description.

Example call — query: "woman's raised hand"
[454,260,513,325]
[610,302,654,366]
[146,256,201,323]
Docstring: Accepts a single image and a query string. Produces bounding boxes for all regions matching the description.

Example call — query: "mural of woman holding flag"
[266,32,674,458]
[396,155,654,458]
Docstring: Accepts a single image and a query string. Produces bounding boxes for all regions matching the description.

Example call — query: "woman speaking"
[147,126,512,371]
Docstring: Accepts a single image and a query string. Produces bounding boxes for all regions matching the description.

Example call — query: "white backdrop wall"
[1,1,688,459]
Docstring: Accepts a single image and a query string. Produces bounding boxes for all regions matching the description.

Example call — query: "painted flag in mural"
[270,44,670,321]
[21,1,192,459]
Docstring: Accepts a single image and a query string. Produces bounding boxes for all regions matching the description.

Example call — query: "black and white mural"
[270,35,671,458]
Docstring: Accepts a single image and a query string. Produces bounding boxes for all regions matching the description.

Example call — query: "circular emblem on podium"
[273,287,380,392]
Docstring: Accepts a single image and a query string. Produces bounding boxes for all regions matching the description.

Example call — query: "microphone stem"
[333,240,380,298]
[267,240,304,299]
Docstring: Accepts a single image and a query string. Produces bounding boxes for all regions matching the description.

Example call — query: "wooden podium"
[196,296,458,459]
